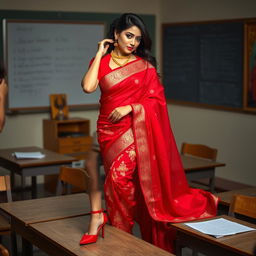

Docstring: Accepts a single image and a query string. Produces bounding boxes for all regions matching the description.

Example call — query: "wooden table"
[171,215,256,256]
[26,215,173,256]
[217,187,256,206]
[181,155,226,193]
[0,193,173,256]
[0,193,90,256]
[0,146,75,198]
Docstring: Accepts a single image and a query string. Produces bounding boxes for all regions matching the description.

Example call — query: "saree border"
[132,103,158,218]
[104,128,134,171]
[101,59,153,90]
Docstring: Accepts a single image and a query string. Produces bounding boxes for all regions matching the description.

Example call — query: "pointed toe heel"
[79,209,108,245]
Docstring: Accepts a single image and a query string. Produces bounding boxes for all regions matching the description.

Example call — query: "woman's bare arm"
[81,39,113,93]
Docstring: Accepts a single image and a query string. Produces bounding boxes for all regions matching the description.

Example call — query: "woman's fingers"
[108,106,132,123]
[108,109,121,123]
[98,39,114,49]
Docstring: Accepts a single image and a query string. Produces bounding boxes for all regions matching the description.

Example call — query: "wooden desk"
[181,155,226,193]
[0,193,90,256]
[27,215,174,256]
[0,193,173,256]
[0,146,75,198]
[0,193,90,225]
[171,215,256,256]
[217,187,256,206]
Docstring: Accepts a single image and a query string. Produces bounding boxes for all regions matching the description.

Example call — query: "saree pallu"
[97,55,218,252]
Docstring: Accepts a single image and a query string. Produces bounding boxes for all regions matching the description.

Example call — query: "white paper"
[13,152,45,159]
[184,218,255,238]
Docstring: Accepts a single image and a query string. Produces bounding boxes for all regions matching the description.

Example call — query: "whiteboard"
[4,20,104,111]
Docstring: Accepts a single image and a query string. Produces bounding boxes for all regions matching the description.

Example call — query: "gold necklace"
[111,51,131,66]
[111,51,130,59]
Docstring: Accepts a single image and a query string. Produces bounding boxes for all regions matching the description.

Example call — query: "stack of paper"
[184,218,255,238]
[13,152,45,159]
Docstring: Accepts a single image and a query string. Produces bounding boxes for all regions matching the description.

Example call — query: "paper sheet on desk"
[184,218,255,238]
[13,152,45,159]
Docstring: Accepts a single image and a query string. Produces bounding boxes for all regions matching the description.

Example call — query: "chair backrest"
[56,166,89,195]
[0,244,9,256]
[228,194,256,219]
[181,142,217,161]
[0,176,12,202]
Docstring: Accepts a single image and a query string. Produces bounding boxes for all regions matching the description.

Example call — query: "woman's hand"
[108,105,132,123]
[97,39,114,57]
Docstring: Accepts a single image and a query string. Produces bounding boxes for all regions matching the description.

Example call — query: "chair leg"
[10,231,18,256]
[192,250,198,256]
[22,237,33,256]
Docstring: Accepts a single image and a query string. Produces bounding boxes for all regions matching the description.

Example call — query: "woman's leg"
[104,144,137,233]
[85,150,104,234]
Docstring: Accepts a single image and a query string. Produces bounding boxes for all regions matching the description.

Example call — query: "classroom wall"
[0,0,255,186]
[162,0,256,186]
[0,0,161,183]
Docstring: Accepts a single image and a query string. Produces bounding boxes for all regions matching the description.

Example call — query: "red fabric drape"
[96,54,218,252]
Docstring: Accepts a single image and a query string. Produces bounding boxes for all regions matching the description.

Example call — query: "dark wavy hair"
[106,13,156,68]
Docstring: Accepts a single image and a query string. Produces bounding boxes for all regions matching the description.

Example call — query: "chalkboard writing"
[4,20,104,110]
[163,21,244,109]
[0,10,155,112]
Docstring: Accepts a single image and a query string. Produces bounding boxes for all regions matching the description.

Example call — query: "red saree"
[96,54,218,252]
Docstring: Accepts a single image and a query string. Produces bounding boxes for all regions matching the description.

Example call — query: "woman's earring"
[114,39,118,47]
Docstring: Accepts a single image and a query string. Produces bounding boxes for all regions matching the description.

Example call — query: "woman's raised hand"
[97,39,114,57]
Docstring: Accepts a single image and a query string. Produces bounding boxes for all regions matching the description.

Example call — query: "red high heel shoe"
[79,209,108,245]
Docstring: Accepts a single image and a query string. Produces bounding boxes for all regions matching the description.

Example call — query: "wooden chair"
[181,142,218,192]
[56,166,89,195]
[228,194,256,219]
[181,142,217,161]
[0,244,9,256]
[0,176,17,256]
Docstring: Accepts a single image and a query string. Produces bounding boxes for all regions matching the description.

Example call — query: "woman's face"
[115,25,142,55]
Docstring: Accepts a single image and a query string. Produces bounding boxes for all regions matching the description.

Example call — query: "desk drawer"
[58,136,92,146]
[58,144,91,154]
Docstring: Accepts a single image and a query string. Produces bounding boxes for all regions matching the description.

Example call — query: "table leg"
[175,239,182,256]
[22,237,33,256]
[31,176,37,199]
[209,176,215,193]
[10,172,15,191]
[21,175,26,200]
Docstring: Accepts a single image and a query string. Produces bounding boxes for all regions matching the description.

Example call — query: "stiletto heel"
[79,209,108,245]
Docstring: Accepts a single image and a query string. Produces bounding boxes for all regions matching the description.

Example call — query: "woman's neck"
[112,48,130,58]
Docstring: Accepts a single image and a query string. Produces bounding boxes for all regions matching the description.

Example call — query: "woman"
[80,13,218,252]
[0,64,7,132]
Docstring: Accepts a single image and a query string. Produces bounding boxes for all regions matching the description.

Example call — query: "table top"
[216,187,256,206]
[181,155,226,171]
[171,215,256,256]
[0,146,75,168]
[0,193,90,225]
[29,215,174,256]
